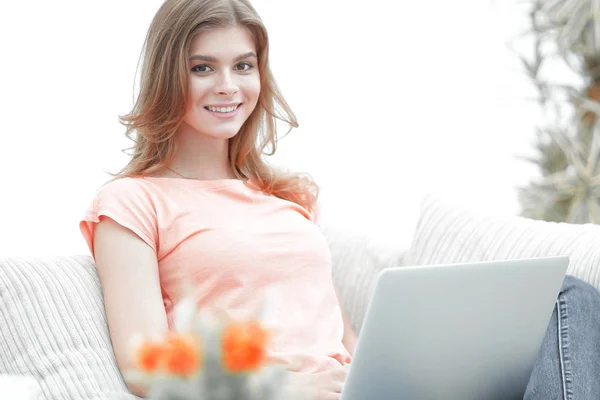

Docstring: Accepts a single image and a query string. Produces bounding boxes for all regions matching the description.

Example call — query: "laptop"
[340,256,569,400]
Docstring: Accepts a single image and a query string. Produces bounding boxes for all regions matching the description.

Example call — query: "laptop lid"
[341,256,569,400]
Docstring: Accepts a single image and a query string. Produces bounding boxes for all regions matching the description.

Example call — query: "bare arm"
[336,291,358,356]
[93,217,168,396]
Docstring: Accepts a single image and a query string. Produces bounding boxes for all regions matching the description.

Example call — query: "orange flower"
[163,334,202,376]
[222,320,269,373]
[136,340,167,373]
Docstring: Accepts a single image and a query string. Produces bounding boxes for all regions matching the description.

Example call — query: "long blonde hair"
[117,0,318,214]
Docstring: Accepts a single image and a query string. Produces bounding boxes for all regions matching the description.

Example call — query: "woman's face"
[181,25,261,141]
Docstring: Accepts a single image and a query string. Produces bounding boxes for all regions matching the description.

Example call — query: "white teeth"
[207,105,238,113]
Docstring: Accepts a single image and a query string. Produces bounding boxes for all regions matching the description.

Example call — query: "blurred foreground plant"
[124,297,309,400]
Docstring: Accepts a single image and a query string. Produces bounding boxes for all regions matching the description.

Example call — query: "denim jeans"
[524,275,600,400]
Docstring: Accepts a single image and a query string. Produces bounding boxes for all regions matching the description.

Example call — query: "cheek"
[184,83,208,118]
[244,78,261,102]
[189,79,211,100]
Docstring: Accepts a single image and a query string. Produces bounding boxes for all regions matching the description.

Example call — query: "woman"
[80,0,600,399]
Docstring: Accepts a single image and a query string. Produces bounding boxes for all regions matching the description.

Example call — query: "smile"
[204,104,241,113]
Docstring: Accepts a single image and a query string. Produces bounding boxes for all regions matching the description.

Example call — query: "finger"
[328,380,344,394]
[328,370,341,382]
[332,367,348,382]
[318,392,341,400]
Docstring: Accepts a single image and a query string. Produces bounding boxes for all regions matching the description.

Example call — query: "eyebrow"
[188,52,257,62]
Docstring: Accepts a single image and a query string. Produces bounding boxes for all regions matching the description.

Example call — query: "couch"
[2,195,600,399]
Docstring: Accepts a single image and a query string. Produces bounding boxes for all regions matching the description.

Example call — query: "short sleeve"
[79,178,159,257]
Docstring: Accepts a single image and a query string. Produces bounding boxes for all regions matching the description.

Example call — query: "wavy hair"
[116,0,318,214]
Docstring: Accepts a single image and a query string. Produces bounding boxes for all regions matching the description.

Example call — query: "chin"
[180,121,243,141]
[206,126,244,140]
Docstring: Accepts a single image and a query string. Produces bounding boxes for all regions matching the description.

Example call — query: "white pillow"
[405,195,600,290]
[0,255,137,399]
[322,226,405,332]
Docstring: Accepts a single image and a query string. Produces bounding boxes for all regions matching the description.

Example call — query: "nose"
[214,71,239,96]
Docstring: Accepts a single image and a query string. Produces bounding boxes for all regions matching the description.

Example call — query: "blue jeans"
[524,275,600,399]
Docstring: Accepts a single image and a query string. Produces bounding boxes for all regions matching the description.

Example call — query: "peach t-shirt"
[79,176,351,373]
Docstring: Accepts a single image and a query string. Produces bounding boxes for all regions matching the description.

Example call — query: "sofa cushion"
[404,195,600,291]
[322,226,404,332]
[0,255,136,399]
[0,230,403,397]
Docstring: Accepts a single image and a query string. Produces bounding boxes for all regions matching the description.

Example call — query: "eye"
[234,62,254,72]
[191,64,213,73]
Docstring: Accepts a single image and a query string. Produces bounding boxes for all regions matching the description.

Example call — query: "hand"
[284,364,349,400]
[311,365,349,400]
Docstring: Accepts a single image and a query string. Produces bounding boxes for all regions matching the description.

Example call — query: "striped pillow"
[0,255,137,399]
[405,195,600,291]
[322,226,405,332]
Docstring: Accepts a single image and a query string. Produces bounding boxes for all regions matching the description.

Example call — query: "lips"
[203,103,242,119]
[204,104,242,113]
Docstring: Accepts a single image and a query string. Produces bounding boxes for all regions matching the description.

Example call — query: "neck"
[169,124,236,180]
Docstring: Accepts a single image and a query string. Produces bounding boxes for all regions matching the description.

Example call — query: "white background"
[0,0,550,257]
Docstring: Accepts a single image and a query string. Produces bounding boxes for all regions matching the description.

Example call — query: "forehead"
[188,25,256,58]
